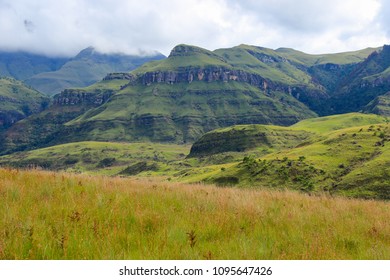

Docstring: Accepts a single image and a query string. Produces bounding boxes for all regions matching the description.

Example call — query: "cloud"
[378,0,390,36]
[0,0,388,57]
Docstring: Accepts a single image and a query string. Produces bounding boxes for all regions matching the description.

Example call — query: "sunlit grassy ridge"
[0,141,190,176]
[0,168,389,260]
[290,113,387,133]
[0,77,48,120]
[184,113,390,199]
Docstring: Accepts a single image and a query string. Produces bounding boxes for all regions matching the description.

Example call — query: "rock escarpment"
[53,89,114,106]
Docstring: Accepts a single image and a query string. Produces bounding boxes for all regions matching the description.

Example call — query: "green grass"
[133,44,230,73]
[276,47,380,66]
[59,80,315,144]
[364,92,390,116]
[1,168,389,259]
[198,122,390,199]
[0,77,48,114]
[214,45,314,85]
[188,124,314,157]
[2,112,390,199]
[0,141,190,177]
[290,113,387,133]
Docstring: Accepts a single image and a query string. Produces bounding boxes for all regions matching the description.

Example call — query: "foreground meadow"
[0,168,389,259]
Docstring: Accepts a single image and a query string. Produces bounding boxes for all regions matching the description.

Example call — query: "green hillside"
[214,45,315,85]
[186,113,390,199]
[364,92,390,116]
[2,112,389,200]
[62,80,315,144]
[276,47,380,66]
[0,86,122,154]
[320,45,390,114]
[290,113,387,133]
[0,141,189,176]
[0,77,49,130]
[188,124,313,157]
[133,45,230,72]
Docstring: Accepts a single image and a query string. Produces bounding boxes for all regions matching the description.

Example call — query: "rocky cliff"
[53,89,114,106]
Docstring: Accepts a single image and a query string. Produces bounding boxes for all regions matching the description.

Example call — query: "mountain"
[0,47,166,95]
[2,43,386,154]
[0,77,49,131]
[0,50,67,81]
[317,45,390,115]
[0,44,325,153]
[25,47,166,95]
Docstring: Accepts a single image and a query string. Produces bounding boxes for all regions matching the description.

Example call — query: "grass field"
[0,168,389,260]
[0,141,190,176]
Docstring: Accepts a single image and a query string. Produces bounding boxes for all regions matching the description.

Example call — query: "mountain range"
[0,47,165,95]
[1,43,390,199]
[2,43,390,153]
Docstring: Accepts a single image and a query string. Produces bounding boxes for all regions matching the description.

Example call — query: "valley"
[1,112,389,200]
[1,43,390,260]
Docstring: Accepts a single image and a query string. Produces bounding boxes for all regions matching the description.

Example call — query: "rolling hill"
[187,113,389,199]
[2,112,389,200]
[0,77,49,130]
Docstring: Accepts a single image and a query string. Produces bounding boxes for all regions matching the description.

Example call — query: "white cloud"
[0,0,388,57]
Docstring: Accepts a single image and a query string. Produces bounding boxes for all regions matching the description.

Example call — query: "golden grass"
[0,168,389,260]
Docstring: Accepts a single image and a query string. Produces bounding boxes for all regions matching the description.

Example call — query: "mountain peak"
[168,44,214,58]
[75,46,97,59]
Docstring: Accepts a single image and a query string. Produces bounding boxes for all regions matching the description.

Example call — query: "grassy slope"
[25,61,117,95]
[3,112,389,199]
[275,47,380,66]
[188,124,314,157]
[0,168,389,260]
[184,113,390,199]
[214,45,314,85]
[0,141,190,177]
[290,113,388,133]
[0,77,48,113]
[364,92,390,116]
[60,80,315,144]
[133,46,230,72]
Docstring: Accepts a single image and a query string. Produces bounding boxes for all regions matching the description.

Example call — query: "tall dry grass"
[0,168,389,259]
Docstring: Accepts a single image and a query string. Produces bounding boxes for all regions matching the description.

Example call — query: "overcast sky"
[0,0,388,57]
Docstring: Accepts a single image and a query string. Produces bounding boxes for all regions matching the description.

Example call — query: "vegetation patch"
[118,161,159,176]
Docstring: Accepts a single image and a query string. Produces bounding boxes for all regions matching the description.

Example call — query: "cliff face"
[141,67,271,88]
[53,89,114,106]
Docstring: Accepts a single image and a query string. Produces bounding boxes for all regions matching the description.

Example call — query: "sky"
[0,0,389,57]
